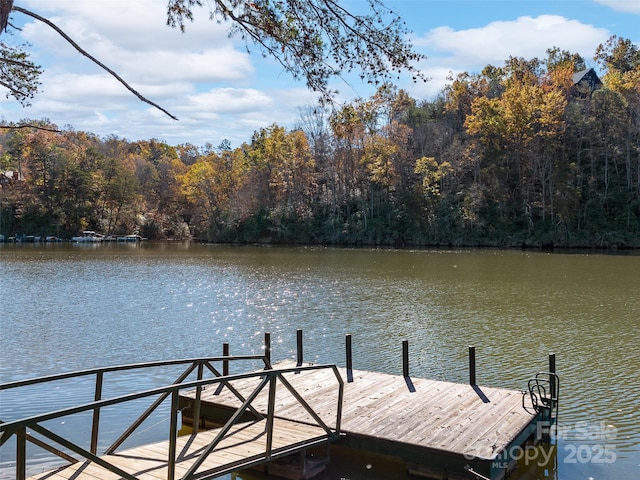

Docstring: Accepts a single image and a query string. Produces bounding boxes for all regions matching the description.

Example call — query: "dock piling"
[402,340,409,377]
[469,346,476,386]
[346,334,353,383]
[168,391,179,480]
[296,329,303,366]
[16,428,26,480]
[549,352,556,398]
[264,333,271,367]
[223,343,230,376]
[194,362,203,427]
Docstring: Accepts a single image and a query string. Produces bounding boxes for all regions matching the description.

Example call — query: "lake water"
[1,243,638,480]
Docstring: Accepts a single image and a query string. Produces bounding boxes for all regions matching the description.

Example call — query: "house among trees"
[571,67,602,96]
[0,170,23,187]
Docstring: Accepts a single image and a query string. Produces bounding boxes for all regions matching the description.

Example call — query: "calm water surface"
[1,243,638,480]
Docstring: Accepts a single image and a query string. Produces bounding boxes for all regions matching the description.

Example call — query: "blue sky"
[1,0,638,148]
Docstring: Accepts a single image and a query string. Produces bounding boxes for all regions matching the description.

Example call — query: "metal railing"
[0,356,344,480]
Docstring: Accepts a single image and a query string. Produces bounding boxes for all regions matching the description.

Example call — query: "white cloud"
[594,0,640,14]
[408,14,613,97]
[19,1,251,85]
[20,0,231,46]
[406,66,456,99]
[419,15,610,70]
[118,48,254,84]
[184,88,273,115]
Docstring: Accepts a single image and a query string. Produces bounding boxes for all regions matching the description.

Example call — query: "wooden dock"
[180,361,543,480]
[2,337,556,480]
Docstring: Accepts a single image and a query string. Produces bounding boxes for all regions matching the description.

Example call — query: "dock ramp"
[0,357,343,480]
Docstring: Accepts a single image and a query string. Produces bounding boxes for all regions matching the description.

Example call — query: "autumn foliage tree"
[1,36,638,247]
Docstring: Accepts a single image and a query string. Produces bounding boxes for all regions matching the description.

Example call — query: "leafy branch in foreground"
[1,0,41,106]
[167,0,428,102]
[0,40,42,106]
[1,0,427,119]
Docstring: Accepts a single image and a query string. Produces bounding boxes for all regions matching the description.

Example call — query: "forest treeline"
[1,37,639,248]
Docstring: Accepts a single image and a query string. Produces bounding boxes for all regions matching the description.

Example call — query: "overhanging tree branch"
[0,77,23,95]
[9,5,179,120]
[0,123,61,132]
[3,1,427,120]
[167,0,428,102]
[0,55,31,68]
[0,0,11,33]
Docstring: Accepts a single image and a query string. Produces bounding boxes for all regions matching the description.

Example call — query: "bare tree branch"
[0,56,31,68]
[0,77,22,96]
[0,123,61,132]
[0,0,12,34]
[11,5,179,120]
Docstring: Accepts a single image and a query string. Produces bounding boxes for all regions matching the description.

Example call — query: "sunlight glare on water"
[1,243,638,480]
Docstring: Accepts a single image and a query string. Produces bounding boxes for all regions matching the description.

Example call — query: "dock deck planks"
[182,361,536,462]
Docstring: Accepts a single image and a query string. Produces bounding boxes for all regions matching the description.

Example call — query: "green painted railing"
[0,356,343,480]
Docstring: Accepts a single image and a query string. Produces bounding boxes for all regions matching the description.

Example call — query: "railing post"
[549,353,556,398]
[402,340,409,377]
[469,346,476,386]
[91,371,103,454]
[296,329,303,366]
[264,332,271,368]
[345,334,353,382]
[333,365,344,433]
[193,362,204,432]
[167,390,179,480]
[223,342,230,376]
[16,427,26,480]
[265,372,277,460]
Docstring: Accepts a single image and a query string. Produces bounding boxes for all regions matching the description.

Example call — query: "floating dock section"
[180,355,557,480]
